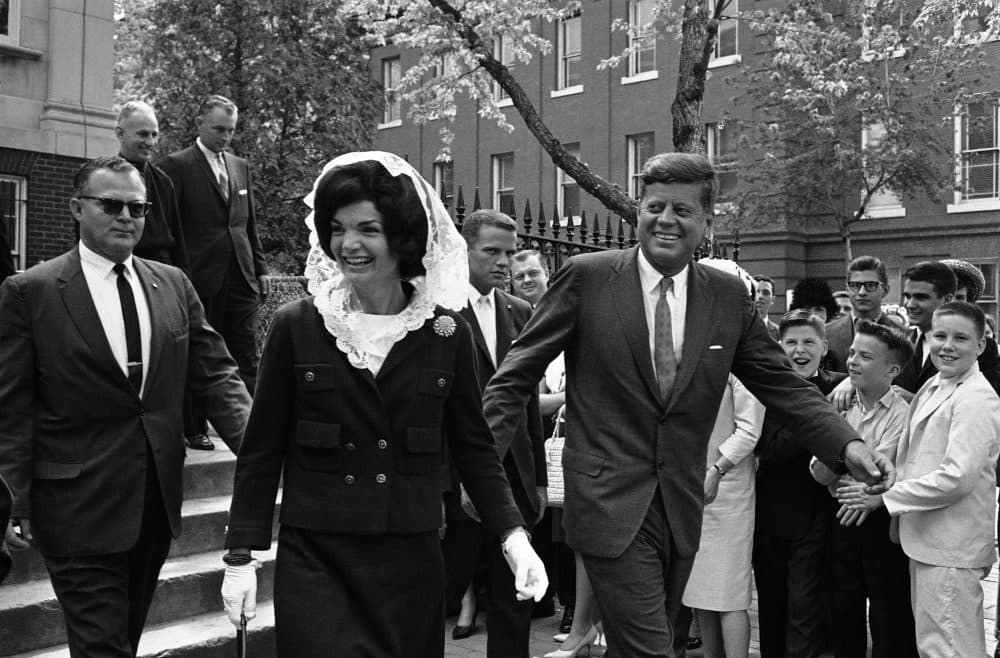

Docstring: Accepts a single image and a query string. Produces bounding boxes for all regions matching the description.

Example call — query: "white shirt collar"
[467,284,494,308]
[79,241,134,278]
[636,248,689,296]
[196,137,225,162]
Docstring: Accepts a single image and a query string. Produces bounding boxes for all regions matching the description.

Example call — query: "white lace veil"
[302,151,469,370]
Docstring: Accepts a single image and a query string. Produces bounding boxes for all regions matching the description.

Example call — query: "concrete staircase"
[1,439,280,657]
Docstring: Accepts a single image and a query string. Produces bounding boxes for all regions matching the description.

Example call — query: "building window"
[493,36,516,101]
[0,175,27,271]
[706,123,738,202]
[0,0,20,46]
[711,0,738,63]
[557,13,582,90]
[492,153,515,213]
[629,0,656,76]
[627,132,656,199]
[433,160,454,207]
[556,143,581,222]
[960,101,998,202]
[969,260,998,322]
[861,121,905,217]
[381,57,401,125]
[430,54,456,80]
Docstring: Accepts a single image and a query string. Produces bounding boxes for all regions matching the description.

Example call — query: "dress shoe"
[686,636,703,650]
[552,632,569,643]
[559,605,575,633]
[451,609,478,640]
[533,597,556,618]
[185,433,215,450]
[543,625,598,658]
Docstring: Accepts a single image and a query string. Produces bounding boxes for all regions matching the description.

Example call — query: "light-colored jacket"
[883,363,1000,568]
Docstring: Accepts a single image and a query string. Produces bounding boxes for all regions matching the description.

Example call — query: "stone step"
[182,441,237,500]
[0,547,277,656]
[3,492,282,586]
[11,601,277,658]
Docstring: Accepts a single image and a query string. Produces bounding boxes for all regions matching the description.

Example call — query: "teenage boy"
[811,322,917,657]
[753,310,843,658]
[840,301,1000,657]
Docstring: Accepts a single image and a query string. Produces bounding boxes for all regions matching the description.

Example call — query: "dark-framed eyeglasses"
[77,196,152,219]
[846,281,882,292]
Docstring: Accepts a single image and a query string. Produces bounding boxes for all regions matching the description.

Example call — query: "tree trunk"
[671,0,725,153]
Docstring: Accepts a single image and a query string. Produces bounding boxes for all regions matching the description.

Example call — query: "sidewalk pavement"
[445,569,1000,657]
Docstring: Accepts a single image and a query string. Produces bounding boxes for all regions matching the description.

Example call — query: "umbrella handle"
[236,613,247,657]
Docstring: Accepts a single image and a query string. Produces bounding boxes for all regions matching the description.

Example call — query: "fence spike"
[604,215,613,248]
[473,187,482,211]
[522,199,533,234]
[578,210,588,245]
[552,203,561,240]
[627,222,636,247]
[537,203,547,237]
[565,209,576,243]
[616,217,625,249]
[592,214,601,246]
[455,186,466,226]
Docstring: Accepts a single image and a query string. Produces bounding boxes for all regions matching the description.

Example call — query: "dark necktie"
[914,330,924,367]
[654,277,678,403]
[113,263,143,393]
[217,155,229,202]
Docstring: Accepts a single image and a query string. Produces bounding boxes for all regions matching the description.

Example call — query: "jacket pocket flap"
[561,446,604,477]
[296,420,341,449]
[418,369,454,398]
[406,427,442,453]
[294,365,336,391]
[33,461,82,480]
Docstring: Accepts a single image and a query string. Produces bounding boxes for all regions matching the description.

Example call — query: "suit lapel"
[459,304,493,369]
[494,292,516,363]
[376,319,426,384]
[666,262,714,413]
[609,248,660,403]
[911,379,953,429]
[132,259,168,399]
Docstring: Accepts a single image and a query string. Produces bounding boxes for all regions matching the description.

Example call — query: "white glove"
[221,559,260,627]
[501,529,549,602]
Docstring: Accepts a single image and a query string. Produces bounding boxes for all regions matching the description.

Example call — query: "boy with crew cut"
[840,301,1000,657]
[811,321,916,657]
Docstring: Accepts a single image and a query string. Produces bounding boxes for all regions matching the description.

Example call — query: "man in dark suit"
[825,255,896,373]
[160,95,268,451]
[443,209,545,657]
[753,274,780,340]
[483,153,895,656]
[0,157,251,656]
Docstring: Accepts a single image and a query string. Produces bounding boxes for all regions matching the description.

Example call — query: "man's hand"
[703,467,722,505]
[257,274,273,297]
[827,377,855,412]
[836,481,885,513]
[5,518,31,549]
[221,559,260,627]
[535,486,548,524]
[835,504,869,527]
[842,440,895,494]
[501,529,549,602]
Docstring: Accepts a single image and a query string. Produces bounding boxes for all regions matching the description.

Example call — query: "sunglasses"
[77,196,152,219]
[846,281,882,292]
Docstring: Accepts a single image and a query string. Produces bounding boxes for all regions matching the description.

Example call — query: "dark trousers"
[43,453,172,657]
[581,493,694,658]
[829,509,917,658]
[752,509,829,658]
[186,256,259,436]
[534,508,576,608]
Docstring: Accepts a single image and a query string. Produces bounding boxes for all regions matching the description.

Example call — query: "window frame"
[0,0,21,47]
[492,152,515,213]
[627,132,656,200]
[379,56,402,128]
[948,100,1000,213]
[628,0,657,77]
[433,160,455,208]
[0,174,27,271]
[493,36,516,102]
[706,122,738,205]
[860,120,906,218]
[556,143,582,223]
[708,0,740,69]
[556,12,583,92]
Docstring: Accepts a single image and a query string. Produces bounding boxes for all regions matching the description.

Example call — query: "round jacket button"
[345,442,356,452]
[344,474,356,485]
[377,439,388,450]
[375,473,387,484]
[437,377,447,388]
[304,371,315,382]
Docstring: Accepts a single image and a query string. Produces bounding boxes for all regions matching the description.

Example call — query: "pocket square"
[709,345,723,350]
[238,189,248,196]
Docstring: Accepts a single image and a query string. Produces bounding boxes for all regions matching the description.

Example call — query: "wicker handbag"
[545,406,566,507]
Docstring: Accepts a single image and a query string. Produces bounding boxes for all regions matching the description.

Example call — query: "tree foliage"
[115,0,382,274]
[733,0,996,262]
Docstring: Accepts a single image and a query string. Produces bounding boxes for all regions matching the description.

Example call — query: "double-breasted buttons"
[344,474,356,485]
[345,442,356,452]
[375,473,388,484]
[437,377,447,389]
[377,439,388,450]
[304,371,315,383]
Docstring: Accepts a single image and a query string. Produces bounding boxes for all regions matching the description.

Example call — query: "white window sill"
[864,205,907,219]
[708,54,741,69]
[377,119,402,130]
[496,97,514,108]
[621,70,659,86]
[947,198,1000,214]
[550,85,584,98]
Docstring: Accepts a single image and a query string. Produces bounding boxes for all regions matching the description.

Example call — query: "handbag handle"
[550,405,566,440]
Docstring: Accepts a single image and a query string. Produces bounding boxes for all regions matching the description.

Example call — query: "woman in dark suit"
[219,151,547,656]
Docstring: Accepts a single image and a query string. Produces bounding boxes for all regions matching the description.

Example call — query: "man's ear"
[68,198,82,221]
[887,362,901,378]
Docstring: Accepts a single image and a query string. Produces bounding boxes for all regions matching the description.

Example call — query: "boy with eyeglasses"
[825,256,895,373]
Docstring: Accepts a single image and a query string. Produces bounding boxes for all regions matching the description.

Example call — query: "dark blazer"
[159,145,267,298]
[824,313,897,373]
[458,289,545,519]
[483,248,859,559]
[894,327,1000,395]
[0,247,251,556]
[0,475,11,583]
[225,297,524,549]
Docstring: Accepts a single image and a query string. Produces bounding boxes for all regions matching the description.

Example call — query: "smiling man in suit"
[483,152,896,657]
[160,95,268,451]
[0,157,251,657]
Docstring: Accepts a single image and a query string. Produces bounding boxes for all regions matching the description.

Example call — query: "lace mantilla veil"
[302,151,469,370]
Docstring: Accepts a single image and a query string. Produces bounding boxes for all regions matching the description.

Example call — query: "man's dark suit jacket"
[126,158,190,272]
[0,247,251,556]
[894,327,1000,396]
[483,247,860,559]
[457,289,545,520]
[824,313,898,373]
[225,297,524,548]
[159,145,267,298]
[0,475,11,582]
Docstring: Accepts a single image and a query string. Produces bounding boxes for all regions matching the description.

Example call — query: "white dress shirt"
[196,137,228,189]
[467,285,498,367]
[636,249,688,373]
[78,242,152,396]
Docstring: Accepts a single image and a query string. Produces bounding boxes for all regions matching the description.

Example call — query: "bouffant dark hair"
[313,160,428,279]
[789,277,838,321]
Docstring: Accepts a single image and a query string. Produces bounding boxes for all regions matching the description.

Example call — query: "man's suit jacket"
[458,290,545,519]
[894,327,1000,396]
[0,247,251,556]
[883,364,1000,568]
[825,313,896,374]
[159,145,267,299]
[483,247,859,559]
[0,475,11,582]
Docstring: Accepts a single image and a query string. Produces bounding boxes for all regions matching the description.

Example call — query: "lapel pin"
[433,316,457,337]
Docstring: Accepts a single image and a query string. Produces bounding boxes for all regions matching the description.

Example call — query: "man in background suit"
[442,209,545,657]
[0,157,251,656]
[160,95,268,451]
[483,153,895,656]
[753,275,780,340]
[825,255,896,373]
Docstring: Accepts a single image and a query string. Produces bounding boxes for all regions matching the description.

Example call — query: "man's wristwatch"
[223,551,253,566]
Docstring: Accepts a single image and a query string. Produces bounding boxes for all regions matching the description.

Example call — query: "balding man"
[115,101,189,271]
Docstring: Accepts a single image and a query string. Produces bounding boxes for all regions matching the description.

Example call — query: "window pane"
[0,3,9,37]
[434,162,454,204]
[980,263,996,298]
[717,21,737,57]
[564,56,582,87]
[718,170,738,199]
[562,185,580,219]
[967,103,996,151]
[564,17,581,54]
[963,151,999,199]
[636,42,656,73]
[498,192,516,215]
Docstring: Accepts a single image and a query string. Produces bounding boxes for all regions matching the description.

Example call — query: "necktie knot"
[660,277,673,297]
[113,262,126,276]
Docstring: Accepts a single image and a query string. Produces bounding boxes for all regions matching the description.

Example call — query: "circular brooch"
[433,315,457,338]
